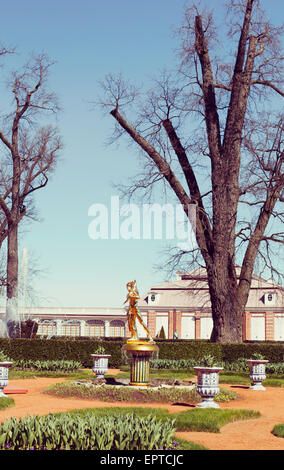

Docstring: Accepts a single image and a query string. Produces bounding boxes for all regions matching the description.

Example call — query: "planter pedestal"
[0,362,13,398]
[91,354,111,379]
[194,367,223,408]
[247,359,268,391]
[122,341,159,386]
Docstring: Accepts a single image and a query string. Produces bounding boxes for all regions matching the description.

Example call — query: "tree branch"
[251,79,284,97]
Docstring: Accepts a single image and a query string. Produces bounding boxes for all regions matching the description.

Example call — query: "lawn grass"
[271,423,284,438]
[8,368,94,380]
[54,405,261,434]
[0,397,15,410]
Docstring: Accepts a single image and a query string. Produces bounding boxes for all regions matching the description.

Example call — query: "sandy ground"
[1,370,284,451]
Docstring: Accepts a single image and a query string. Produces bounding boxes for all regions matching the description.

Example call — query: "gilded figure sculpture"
[124,280,153,342]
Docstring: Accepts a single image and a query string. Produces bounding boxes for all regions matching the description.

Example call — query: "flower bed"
[43,377,237,404]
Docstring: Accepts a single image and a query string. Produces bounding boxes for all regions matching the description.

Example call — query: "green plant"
[150,358,198,369]
[0,338,282,368]
[44,380,237,404]
[13,359,81,372]
[0,412,177,450]
[93,346,106,355]
[251,352,266,360]
[158,326,166,339]
[65,406,260,434]
[200,354,221,368]
[0,350,13,362]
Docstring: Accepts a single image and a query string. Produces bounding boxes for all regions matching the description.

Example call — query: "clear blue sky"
[0,1,282,308]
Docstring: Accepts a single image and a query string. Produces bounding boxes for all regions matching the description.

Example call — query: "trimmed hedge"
[0,338,124,368]
[0,338,283,367]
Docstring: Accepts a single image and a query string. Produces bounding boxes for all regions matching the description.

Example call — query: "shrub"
[0,338,282,368]
[150,357,284,376]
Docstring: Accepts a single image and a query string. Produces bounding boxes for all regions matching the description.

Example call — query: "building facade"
[137,268,284,341]
[0,268,283,341]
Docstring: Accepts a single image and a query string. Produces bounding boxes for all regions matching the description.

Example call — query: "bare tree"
[99,0,283,343]
[0,53,62,334]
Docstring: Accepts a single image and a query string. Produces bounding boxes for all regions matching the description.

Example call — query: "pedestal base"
[0,388,8,398]
[122,341,159,387]
[196,398,220,408]
[250,383,266,391]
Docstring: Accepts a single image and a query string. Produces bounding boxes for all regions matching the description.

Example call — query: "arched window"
[109,320,125,338]
[61,321,80,337]
[85,320,105,337]
[37,321,56,336]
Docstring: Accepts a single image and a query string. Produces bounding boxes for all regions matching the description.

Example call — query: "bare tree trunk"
[207,266,244,342]
[100,0,284,343]
[0,54,62,337]
[6,220,19,335]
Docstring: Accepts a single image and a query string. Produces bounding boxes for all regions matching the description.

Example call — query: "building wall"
[3,307,283,341]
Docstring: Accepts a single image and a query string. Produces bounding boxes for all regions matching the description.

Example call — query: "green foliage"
[250,352,266,360]
[93,345,106,355]
[44,381,236,404]
[156,340,223,363]
[65,406,260,434]
[199,354,222,367]
[0,350,13,362]
[150,358,198,369]
[272,423,284,438]
[0,397,15,411]
[158,326,166,339]
[0,338,282,368]
[14,359,81,372]
[220,342,284,363]
[172,409,260,433]
[0,338,122,367]
[44,381,201,404]
[0,412,176,450]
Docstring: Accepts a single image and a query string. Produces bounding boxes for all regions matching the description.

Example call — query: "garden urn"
[194,366,223,408]
[91,354,111,379]
[247,359,268,390]
[0,362,13,397]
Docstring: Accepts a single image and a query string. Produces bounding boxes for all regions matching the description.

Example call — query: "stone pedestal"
[122,341,159,386]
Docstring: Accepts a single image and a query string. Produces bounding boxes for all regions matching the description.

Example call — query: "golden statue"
[124,280,153,342]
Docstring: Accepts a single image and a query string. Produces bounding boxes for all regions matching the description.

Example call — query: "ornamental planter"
[247,359,269,390]
[194,366,223,408]
[0,362,13,397]
[91,354,111,379]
